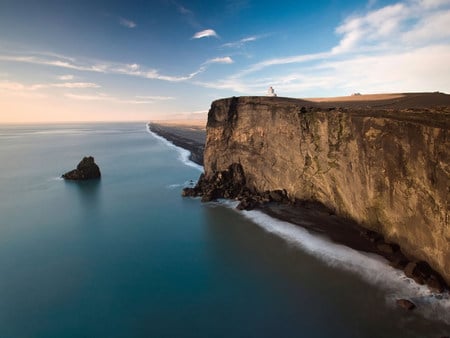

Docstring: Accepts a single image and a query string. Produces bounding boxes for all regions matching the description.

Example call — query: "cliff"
[190,94,450,285]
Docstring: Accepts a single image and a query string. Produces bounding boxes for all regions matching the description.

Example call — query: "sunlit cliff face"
[203,96,450,285]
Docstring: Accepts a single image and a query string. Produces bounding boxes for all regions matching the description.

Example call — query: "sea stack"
[62,156,101,180]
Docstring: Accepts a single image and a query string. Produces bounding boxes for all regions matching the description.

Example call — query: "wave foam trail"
[146,125,203,172]
[221,204,450,324]
[167,180,197,189]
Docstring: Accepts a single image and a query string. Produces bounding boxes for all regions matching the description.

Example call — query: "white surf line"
[146,124,204,172]
[218,200,450,325]
[167,180,197,189]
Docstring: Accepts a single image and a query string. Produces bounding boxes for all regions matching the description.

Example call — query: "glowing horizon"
[1,0,449,123]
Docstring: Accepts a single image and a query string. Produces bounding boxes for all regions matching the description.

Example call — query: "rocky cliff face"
[200,96,450,285]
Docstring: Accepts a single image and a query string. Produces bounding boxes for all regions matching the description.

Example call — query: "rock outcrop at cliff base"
[185,95,450,286]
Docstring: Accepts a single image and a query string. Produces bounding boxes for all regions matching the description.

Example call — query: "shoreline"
[148,122,205,166]
[149,121,449,295]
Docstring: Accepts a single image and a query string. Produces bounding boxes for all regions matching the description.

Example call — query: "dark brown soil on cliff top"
[306,92,450,109]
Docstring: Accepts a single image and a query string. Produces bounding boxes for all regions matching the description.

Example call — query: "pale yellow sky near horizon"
[2,0,450,123]
[1,94,209,123]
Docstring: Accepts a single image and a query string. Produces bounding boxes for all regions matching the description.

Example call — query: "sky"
[0,0,449,123]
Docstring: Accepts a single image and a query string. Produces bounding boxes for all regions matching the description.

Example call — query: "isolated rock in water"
[396,299,416,310]
[62,156,101,180]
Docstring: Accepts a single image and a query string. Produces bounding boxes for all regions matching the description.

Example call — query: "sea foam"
[219,200,450,324]
[146,125,203,172]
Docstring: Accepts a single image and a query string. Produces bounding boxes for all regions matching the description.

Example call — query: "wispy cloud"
[199,0,450,95]
[135,95,174,100]
[58,74,74,81]
[53,82,100,89]
[119,17,137,28]
[0,52,230,83]
[0,80,100,91]
[221,36,256,48]
[221,35,267,48]
[65,93,169,104]
[206,56,234,64]
[172,1,202,29]
[192,29,218,39]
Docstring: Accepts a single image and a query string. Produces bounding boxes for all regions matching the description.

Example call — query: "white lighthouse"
[266,86,277,97]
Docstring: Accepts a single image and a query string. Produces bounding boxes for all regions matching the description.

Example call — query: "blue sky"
[0,0,449,122]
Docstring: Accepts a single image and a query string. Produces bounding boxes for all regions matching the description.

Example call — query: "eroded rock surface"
[186,95,450,285]
[62,156,101,180]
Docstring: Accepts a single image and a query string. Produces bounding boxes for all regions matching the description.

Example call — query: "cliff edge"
[188,94,450,285]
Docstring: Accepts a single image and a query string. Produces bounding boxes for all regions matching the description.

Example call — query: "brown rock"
[62,156,101,180]
[404,262,417,278]
[377,243,398,255]
[396,299,416,310]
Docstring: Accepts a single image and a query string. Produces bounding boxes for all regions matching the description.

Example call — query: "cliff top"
[211,92,450,129]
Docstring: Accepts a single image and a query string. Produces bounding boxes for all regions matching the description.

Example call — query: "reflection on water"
[63,179,102,215]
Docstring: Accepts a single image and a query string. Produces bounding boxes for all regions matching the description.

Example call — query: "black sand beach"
[149,122,205,166]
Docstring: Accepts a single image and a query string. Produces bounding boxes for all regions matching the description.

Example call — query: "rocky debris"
[62,156,101,180]
[182,163,290,210]
[403,261,445,292]
[396,299,416,310]
[183,161,449,293]
[376,242,400,255]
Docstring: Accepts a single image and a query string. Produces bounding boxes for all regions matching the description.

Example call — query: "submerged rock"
[62,156,101,180]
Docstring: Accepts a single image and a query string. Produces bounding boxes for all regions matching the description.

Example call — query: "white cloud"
[402,9,450,44]
[200,0,450,95]
[0,80,100,92]
[0,54,212,82]
[65,93,166,104]
[126,63,139,71]
[192,29,218,39]
[418,0,450,9]
[52,82,100,89]
[135,95,174,100]
[332,3,407,54]
[222,36,259,48]
[206,56,234,64]
[119,17,137,28]
[58,74,74,80]
[64,93,108,101]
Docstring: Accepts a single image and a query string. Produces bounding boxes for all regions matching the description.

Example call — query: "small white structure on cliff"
[266,86,277,97]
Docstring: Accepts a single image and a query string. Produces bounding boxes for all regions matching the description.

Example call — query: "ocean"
[0,122,448,338]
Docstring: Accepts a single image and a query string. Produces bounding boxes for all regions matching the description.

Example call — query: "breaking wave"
[219,200,450,325]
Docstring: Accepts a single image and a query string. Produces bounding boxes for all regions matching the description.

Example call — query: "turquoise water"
[0,122,448,338]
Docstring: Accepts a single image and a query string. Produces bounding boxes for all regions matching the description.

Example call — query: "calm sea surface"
[0,122,448,338]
